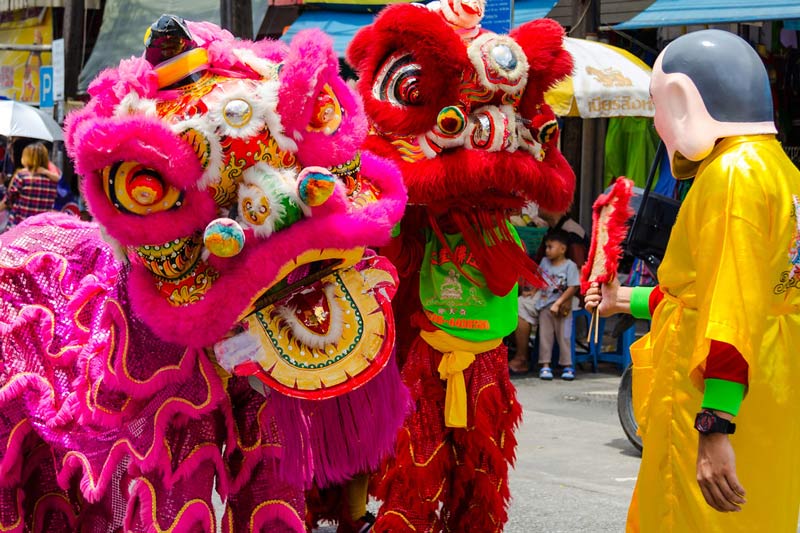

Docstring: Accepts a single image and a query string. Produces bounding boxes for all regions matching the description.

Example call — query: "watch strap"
[695,409,736,435]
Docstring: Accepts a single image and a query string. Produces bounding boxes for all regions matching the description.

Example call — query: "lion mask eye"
[102,162,183,215]
[372,53,423,106]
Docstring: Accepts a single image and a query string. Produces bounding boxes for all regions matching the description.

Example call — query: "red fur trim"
[510,19,574,100]
[347,4,471,137]
[375,341,521,532]
[580,177,634,293]
[451,210,547,294]
[373,512,416,533]
[363,137,574,213]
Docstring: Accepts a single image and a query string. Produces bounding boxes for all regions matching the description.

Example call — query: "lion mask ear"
[277,29,340,141]
[346,3,471,137]
[511,18,573,98]
[278,29,367,169]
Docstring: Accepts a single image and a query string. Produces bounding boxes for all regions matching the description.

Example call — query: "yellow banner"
[0,8,52,105]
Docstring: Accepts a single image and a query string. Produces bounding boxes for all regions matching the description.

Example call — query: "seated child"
[529,230,580,380]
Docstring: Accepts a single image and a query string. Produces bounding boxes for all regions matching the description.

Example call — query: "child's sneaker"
[539,367,553,380]
[561,367,575,381]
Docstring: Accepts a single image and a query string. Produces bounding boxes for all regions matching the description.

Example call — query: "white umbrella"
[545,37,654,119]
[0,100,64,142]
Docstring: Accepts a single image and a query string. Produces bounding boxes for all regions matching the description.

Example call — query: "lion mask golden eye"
[102,162,183,215]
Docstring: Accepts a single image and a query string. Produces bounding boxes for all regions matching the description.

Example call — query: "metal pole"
[221,0,253,39]
[220,0,232,32]
[63,0,85,100]
[0,44,51,51]
[571,0,601,230]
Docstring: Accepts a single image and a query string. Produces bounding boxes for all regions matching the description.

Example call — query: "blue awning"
[283,0,558,57]
[513,0,558,26]
[281,11,379,56]
[614,0,800,30]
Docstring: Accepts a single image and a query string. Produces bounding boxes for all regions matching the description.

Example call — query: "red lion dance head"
[347,3,574,294]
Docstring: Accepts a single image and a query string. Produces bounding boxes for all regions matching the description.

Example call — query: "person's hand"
[697,433,746,512]
[531,215,548,228]
[549,302,560,315]
[584,277,621,317]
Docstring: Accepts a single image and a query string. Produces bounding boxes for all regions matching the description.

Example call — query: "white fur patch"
[467,33,529,95]
[255,80,298,152]
[232,48,280,79]
[114,93,159,118]
[205,81,269,140]
[237,164,301,238]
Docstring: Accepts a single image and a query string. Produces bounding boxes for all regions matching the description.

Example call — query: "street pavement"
[314,365,640,532]
[505,367,640,533]
[230,365,800,532]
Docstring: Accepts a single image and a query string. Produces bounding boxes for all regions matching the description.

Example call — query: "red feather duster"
[581,177,634,293]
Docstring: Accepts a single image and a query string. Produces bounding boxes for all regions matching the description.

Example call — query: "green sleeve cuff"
[702,378,746,416]
[630,286,654,319]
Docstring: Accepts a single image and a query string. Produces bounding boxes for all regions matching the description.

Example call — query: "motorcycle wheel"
[617,363,643,453]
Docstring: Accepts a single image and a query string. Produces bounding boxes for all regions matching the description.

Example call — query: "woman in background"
[0,142,58,229]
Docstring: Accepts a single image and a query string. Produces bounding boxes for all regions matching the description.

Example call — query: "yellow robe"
[628,135,800,532]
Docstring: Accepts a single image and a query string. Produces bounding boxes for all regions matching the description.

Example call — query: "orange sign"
[0,8,52,105]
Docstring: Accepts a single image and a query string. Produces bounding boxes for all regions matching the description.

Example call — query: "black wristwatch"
[694,409,736,435]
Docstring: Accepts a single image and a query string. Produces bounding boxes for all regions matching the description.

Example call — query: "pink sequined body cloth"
[0,214,307,532]
[0,16,410,532]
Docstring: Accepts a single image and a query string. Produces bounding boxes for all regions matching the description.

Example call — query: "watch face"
[696,412,715,432]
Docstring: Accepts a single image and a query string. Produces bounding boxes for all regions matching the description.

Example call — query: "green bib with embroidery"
[419,227,519,342]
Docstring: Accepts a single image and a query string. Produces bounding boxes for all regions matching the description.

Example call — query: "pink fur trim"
[86,57,160,107]
[293,75,368,169]
[69,114,216,246]
[55,355,228,502]
[32,493,78,532]
[125,479,215,533]
[185,20,235,47]
[128,150,406,347]
[277,29,340,141]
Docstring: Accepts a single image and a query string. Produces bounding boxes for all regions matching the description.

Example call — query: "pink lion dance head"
[0,16,408,532]
[66,16,407,399]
